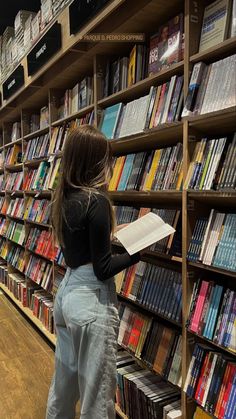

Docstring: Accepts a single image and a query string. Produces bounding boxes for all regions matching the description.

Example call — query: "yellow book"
[108,158,120,191]
[9,144,21,165]
[24,197,33,219]
[176,169,183,190]
[49,127,59,154]
[109,156,126,191]
[149,85,162,129]
[127,45,137,87]
[143,149,161,190]
[115,271,125,293]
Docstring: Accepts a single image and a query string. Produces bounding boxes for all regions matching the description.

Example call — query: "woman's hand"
[114,223,129,233]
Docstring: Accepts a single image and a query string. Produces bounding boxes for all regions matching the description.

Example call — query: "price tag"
[11,192,15,197]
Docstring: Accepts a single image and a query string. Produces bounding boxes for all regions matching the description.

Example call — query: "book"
[99,103,123,139]
[115,212,175,255]
[199,0,230,52]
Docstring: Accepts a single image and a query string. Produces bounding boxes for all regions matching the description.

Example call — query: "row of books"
[57,77,93,119]
[6,244,25,272]
[24,197,50,225]
[5,220,25,246]
[25,227,55,260]
[118,303,182,386]
[0,197,7,214]
[50,112,94,154]
[115,262,182,323]
[24,133,50,161]
[103,13,184,98]
[184,342,236,418]
[6,197,24,219]
[0,270,54,333]
[187,210,236,272]
[187,279,236,352]
[25,254,53,292]
[183,54,236,117]
[0,237,7,259]
[5,144,22,166]
[109,145,183,191]
[0,217,7,236]
[23,159,61,191]
[116,350,181,419]
[100,76,184,139]
[2,172,23,191]
[115,206,182,256]
[185,134,236,191]
[54,247,66,267]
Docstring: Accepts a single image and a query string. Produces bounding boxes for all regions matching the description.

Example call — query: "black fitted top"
[61,190,140,280]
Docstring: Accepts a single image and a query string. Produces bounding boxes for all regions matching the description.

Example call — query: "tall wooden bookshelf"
[0,1,235,418]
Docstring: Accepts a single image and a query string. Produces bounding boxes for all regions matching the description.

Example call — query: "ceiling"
[0,0,40,35]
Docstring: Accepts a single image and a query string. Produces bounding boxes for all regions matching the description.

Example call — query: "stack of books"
[23,159,60,191]
[0,263,9,285]
[26,227,55,260]
[0,26,14,81]
[187,279,236,353]
[54,247,66,267]
[116,350,181,419]
[182,54,236,117]
[6,221,25,246]
[5,172,23,191]
[185,134,236,191]
[14,10,33,62]
[100,77,184,139]
[109,145,183,191]
[57,77,94,119]
[116,262,182,323]
[0,197,7,215]
[5,144,22,165]
[30,289,54,333]
[6,272,26,303]
[6,244,25,272]
[187,210,236,271]
[24,197,50,224]
[25,254,53,292]
[24,133,50,161]
[6,198,24,219]
[184,343,236,418]
[23,13,36,54]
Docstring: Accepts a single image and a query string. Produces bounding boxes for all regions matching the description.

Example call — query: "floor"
[0,291,55,418]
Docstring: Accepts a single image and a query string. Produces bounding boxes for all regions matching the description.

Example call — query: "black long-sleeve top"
[61,190,140,280]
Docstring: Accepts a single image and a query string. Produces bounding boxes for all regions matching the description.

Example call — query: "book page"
[115,212,175,255]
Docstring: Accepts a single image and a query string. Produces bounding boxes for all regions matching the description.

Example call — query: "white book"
[231,0,236,36]
[114,212,175,255]
[202,139,219,189]
[199,209,216,262]
[167,410,182,419]
[201,353,218,407]
[205,137,227,189]
[203,212,225,265]
[224,54,236,108]
[199,0,230,52]
[201,62,217,114]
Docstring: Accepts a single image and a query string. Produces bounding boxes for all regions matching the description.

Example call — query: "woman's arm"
[88,194,140,280]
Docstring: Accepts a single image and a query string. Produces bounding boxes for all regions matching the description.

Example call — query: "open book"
[114,212,176,255]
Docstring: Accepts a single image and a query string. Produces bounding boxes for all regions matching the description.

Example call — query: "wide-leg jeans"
[46,264,120,419]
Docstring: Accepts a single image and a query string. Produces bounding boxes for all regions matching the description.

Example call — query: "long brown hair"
[52,125,115,246]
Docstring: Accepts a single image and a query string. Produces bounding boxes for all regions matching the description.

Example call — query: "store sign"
[27,22,62,76]
[2,65,24,100]
[69,0,110,34]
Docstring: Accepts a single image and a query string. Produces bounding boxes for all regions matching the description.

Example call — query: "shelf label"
[2,65,25,100]
[27,22,62,76]
[69,0,110,35]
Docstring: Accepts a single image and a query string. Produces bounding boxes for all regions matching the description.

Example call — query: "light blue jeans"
[46,265,120,419]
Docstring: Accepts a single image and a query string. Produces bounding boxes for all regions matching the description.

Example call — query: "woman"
[46,125,140,419]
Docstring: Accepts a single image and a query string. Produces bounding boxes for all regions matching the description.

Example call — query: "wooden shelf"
[98,61,184,108]
[115,405,128,419]
[51,104,95,126]
[109,190,182,206]
[6,214,24,222]
[5,163,23,171]
[24,219,51,228]
[187,330,236,358]
[7,238,25,248]
[23,126,49,140]
[111,122,183,154]
[118,293,182,328]
[186,106,236,134]
[24,190,52,197]
[5,190,24,196]
[188,261,236,278]
[4,138,23,148]
[0,282,56,346]
[190,37,236,64]
[24,157,49,167]
[188,191,236,208]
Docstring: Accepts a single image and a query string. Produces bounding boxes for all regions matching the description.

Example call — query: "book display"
[0,1,236,418]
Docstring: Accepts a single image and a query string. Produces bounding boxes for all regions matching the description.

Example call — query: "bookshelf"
[0,1,236,419]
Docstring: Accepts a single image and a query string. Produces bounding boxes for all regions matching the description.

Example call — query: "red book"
[215,364,231,417]
[33,295,40,316]
[123,265,136,297]
[190,280,209,333]
[128,315,144,352]
[218,363,236,419]
[194,353,210,401]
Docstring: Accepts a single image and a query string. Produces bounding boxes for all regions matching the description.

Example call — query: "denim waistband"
[63,264,114,289]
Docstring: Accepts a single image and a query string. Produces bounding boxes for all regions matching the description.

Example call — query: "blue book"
[99,103,123,139]
[207,285,223,340]
[117,154,135,191]
[223,293,236,347]
[203,285,219,339]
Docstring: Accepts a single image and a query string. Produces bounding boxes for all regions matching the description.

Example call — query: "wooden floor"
[0,291,55,419]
